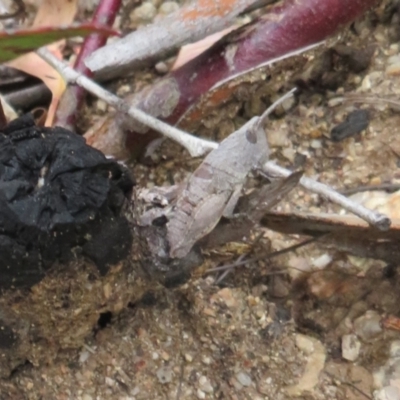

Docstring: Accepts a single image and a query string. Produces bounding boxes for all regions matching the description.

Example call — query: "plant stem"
[38,48,218,157]
[54,0,122,130]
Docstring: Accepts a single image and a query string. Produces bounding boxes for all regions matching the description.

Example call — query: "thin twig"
[37,48,218,157]
[215,232,264,284]
[208,237,317,274]
[340,183,400,196]
[343,94,400,111]
[324,371,372,400]
[262,162,391,230]
[257,88,297,126]
[215,253,248,284]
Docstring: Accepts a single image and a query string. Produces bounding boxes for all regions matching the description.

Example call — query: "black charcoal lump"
[330,109,370,142]
[0,114,134,288]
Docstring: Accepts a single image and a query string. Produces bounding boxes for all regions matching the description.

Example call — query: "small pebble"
[328,97,344,108]
[388,54,400,65]
[199,376,213,393]
[361,75,372,90]
[386,63,400,77]
[236,371,252,387]
[390,341,400,358]
[96,99,107,113]
[131,387,140,396]
[157,367,173,384]
[159,1,179,15]
[374,341,400,396]
[354,310,383,342]
[105,377,116,387]
[342,334,361,361]
[116,85,131,96]
[79,350,90,363]
[196,389,206,399]
[282,147,295,163]
[295,334,315,355]
[214,288,238,308]
[268,127,289,147]
[202,356,212,365]
[374,386,400,400]
[312,254,332,269]
[269,276,289,298]
[185,353,193,362]
[155,61,169,74]
[310,139,322,149]
[131,2,157,22]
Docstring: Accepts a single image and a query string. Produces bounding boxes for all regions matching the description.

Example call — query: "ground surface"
[2,0,400,399]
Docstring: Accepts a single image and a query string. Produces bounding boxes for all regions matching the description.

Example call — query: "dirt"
[2,0,400,399]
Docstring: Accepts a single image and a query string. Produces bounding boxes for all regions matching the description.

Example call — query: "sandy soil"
[2,0,400,399]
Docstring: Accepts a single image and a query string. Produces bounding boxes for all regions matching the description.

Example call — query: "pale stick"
[262,162,391,230]
[37,48,218,158]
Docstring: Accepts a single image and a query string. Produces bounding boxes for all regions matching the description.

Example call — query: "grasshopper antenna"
[257,87,297,128]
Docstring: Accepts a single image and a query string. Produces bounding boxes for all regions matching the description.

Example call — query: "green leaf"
[0,23,118,62]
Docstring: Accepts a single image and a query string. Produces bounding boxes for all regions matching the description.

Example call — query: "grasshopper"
[167,117,268,258]
[167,90,296,258]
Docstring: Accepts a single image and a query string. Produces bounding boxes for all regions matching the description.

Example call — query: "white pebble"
[202,356,211,365]
[155,61,169,74]
[236,371,252,387]
[374,386,400,400]
[96,99,107,112]
[159,1,179,15]
[354,310,383,342]
[295,334,315,355]
[268,125,289,147]
[105,377,116,387]
[386,63,400,77]
[79,350,90,363]
[390,341,400,358]
[157,367,172,384]
[199,376,213,393]
[196,389,206,399]
[312,254,332,269]
[310,139,322,149]
[388,55,400,65]
[131,3,157,22]
[342,334,361,361]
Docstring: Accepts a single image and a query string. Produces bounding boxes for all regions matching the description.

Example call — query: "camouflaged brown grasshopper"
[167,90,296,258]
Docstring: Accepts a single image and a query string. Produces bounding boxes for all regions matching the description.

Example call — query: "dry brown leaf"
[7,0,78,125]
[172,27,236,70]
